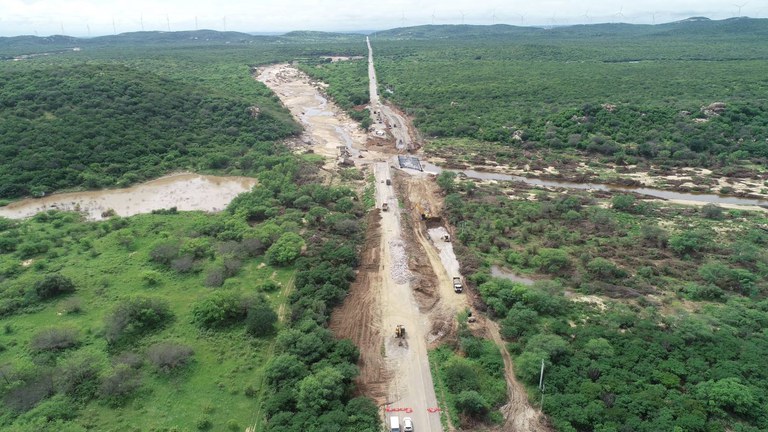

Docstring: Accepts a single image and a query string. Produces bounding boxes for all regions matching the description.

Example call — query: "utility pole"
[539,359,545,409]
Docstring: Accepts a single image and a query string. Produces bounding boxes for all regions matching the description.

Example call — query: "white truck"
[453,276,463,293]
[390,416,400,432]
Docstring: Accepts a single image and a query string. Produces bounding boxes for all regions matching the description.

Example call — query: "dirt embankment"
[329,211,389,402]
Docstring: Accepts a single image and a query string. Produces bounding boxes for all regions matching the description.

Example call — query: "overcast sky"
[1,0,766,37]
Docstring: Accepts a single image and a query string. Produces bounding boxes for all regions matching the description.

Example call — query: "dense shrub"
[56,352,104,402]
[104,297,174,345]
[33,274,75,300]
[99,365,142,406]
[191,291,247,329]
[246,302,278,337]
[265,232,305,266]
[147,342,195,373]
[29,327,80,353]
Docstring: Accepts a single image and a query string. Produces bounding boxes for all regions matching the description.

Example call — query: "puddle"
[490,265,536,286]
[0,173,257,221]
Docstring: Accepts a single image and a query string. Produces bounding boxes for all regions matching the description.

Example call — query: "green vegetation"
[429,314,506,428]
[368,20,768,174]
[0,31,377,431]
[441,176,768,430]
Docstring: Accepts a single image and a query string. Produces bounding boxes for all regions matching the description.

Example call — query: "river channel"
[421,162,768,209]
[0,173,257,221]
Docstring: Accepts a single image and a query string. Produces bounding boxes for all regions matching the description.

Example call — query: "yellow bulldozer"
[395,325,405,338]
[415,202,440,222]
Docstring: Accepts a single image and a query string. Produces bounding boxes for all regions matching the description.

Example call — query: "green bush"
[455,390,489,417]
[29,327,80,353]
[191,291,247,329]
[33,274,76,300]
[104,297,174,345]
[246,302,278,337]
[265,232,305,266]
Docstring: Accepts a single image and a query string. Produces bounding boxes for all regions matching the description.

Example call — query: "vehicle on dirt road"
[453,277,463,293]
[390,416,400,432]
[403,417,413,431]
[382,202,389,211]
[386,178,391,185]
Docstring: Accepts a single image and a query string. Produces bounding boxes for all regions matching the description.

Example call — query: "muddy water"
[490,265,536,286]
[421,162,768,208]
[0,173,257,221]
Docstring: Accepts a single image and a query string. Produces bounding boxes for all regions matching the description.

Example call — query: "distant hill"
[2,18,767,57]
[369,17,768,40]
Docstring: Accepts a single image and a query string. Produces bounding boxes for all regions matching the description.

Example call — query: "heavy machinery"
[453,277,463,293]
[395,325,405,338]
[415,202,440,222]
[382,202,389,211]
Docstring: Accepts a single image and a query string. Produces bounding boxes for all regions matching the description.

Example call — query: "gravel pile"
[389,239,413,285]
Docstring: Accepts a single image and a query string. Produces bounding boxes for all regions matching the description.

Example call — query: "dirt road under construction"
[257,38,549,431]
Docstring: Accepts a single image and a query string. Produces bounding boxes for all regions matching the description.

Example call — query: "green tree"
[296,367,346,414]
[436,171,457,193]
[246,302,278,337]
[455,390,489,417]
[265,232,305,266]
[33,274,76,300]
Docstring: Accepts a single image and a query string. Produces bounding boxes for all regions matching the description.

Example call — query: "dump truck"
[395,325,405,338]
[453,277,463,293]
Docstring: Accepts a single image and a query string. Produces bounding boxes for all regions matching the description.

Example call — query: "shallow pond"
[0,173,257,221]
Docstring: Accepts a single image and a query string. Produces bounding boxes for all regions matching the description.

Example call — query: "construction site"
[257,37,550,432]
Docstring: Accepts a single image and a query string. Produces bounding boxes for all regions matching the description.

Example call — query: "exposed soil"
[329,211,389,401]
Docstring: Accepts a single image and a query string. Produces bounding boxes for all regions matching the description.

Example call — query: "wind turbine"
[166,15,170,31]
[222,16,227,31]
[112,17,116,34]
[195,16,198,30]
[517,13,526,25]
[492,9,497,24]
[549,12,558,27]
[400,11,406,27]
[459,10,465,24]
[140,14,144,31]
[431,10,436,25]
[734,2,748,16]
[86,23,91,36]
[615,6,626,22]
[60,22,65,34]
[583,9,591,23]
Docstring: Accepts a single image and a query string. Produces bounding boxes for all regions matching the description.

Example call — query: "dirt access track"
[258,39,549,431]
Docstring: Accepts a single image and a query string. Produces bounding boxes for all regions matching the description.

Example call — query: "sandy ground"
[0,173,256,221]
[255,65,369,168]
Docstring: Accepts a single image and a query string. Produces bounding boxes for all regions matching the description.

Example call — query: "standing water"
[0,173,257,221]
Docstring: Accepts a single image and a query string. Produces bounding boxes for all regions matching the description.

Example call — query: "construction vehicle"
[382,202,389,211]
[453,277,463,293]
[443,234,451,242]
[386,179,391,185]
[395,325,405,338]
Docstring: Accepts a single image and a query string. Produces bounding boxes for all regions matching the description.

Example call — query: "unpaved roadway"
[367,37,415,151]
[259,37,550,431]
